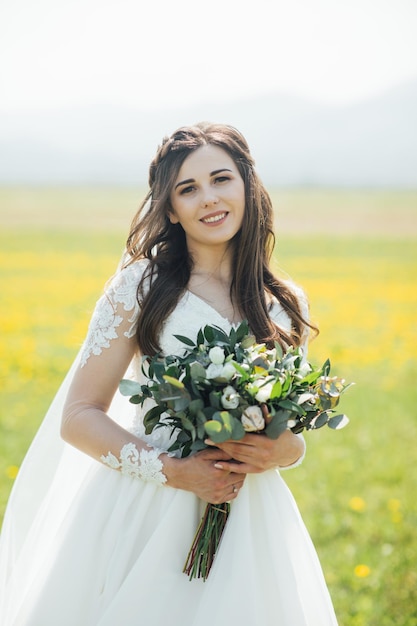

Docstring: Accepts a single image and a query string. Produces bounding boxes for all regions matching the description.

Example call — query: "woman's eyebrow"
[210,168,232,176]
[174,168,232,190]
[175,178,194,190]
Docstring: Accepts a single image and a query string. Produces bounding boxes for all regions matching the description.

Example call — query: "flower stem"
[183,502,230,580]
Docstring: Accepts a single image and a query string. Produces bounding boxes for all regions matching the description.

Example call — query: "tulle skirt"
[2,461,337,625]
[0,351,338,625]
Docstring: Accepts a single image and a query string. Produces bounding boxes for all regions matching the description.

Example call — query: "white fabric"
[0,260,337,625]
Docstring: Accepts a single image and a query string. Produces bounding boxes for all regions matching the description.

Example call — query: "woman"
[0,123,338,625]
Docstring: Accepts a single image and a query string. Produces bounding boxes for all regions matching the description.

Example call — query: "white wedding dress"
[0,260,338,626]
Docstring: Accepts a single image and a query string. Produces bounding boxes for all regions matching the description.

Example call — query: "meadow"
[1,187,416,625]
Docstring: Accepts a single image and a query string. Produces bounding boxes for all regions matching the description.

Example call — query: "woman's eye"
[214,176,230,184]
[180,185,195,195]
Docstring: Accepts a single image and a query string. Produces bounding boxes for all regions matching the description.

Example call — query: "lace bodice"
[79,260,308,456]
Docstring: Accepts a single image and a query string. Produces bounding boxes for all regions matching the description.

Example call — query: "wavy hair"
[125,122,314,355]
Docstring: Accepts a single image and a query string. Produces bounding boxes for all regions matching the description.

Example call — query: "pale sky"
[1,0,417,112]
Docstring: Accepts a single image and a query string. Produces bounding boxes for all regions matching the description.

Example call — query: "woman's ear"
[168,210,179,225]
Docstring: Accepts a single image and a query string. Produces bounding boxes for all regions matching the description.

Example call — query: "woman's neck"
[187,242,233,286]
[187,245,242,324]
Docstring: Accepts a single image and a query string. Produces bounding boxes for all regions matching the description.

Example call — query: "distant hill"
[1,79,417,186]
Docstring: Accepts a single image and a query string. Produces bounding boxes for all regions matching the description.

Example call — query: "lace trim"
[79,264,143,367]
[101,442,167,485]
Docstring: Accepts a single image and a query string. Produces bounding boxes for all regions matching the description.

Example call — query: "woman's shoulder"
[105,258,151,304]
[111,256,151,283]
[79,259,150,368]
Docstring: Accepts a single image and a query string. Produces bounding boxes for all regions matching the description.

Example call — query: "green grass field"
[1,187,416,625]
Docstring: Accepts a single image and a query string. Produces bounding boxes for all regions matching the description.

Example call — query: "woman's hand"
[163,448,246,504]
[205,430,305,474]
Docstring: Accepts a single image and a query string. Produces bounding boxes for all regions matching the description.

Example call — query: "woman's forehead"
[175,145,237,181]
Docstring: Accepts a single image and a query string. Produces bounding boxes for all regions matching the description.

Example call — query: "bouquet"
[120,321,352,580]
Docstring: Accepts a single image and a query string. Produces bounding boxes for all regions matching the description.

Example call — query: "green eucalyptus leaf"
[180,415,196,434]
[278,398,303,413]
[189,398,204,415]
[273,341,283,359]
[190,440,208,453]
[190,362,207,380]
[209,390,222,410]
[218,410,233,434]
[128,395,142,405]
[172,395,191,412]
[240,335,256,349]
[328,414,350,429]
[231,417,246,440]
[119,379,143,396]
[265,411,290,439]
[312,412,329,429]
[203,406,217,419]
[204,420,223,441]
[154,383,183,402]
[152,361,167,383]
[196,418,207,440]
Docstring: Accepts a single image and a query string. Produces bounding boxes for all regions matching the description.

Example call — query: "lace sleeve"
[79,261,148,368]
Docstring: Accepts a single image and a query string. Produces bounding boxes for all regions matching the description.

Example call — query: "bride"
[0,122,338,625]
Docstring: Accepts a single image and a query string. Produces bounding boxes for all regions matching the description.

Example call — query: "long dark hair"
[125,122,315,355]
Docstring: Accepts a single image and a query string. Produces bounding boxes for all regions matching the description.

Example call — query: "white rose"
[221,385,240,409]
[220,362,237,381]
[208,346,225,365]
[242,406,265,432]
[255,382,274,403]
[206,363,225,380]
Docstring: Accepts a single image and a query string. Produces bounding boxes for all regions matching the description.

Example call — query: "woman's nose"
[201,189,219,207]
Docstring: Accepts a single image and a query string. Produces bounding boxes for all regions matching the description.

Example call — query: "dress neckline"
[185,289,242,327]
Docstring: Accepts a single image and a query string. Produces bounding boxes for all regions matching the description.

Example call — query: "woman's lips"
[200,211,228,225]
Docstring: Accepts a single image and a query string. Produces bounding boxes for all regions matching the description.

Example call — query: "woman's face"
[169,144,245,253]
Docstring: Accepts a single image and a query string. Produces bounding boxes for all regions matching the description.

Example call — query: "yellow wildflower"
[6,465,19,480]
[349,497,366,512]
[354,564,371,578]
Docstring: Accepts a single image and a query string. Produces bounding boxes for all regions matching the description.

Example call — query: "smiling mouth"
[200,212,228,224]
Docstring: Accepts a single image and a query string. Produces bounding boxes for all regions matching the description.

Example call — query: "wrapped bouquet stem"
[120,321,353,580]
